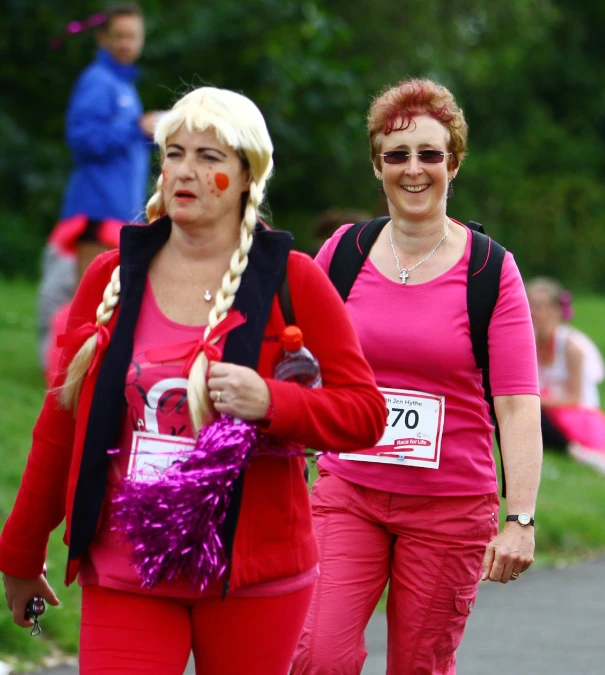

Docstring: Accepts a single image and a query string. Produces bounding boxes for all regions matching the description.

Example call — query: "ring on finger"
[511,571,520,579]
[216,391,222,403]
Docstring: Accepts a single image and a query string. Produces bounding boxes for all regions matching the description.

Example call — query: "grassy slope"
[0,280,80,666]
[535,295,605,560]
[0,281,604,663]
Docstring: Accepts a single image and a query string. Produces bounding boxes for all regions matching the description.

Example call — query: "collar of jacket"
[96,47,140,82]
[68,215,293,560]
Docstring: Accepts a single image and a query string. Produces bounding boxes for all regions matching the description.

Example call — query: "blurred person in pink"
[528,277,605,473]
[45,216,122,386]
[293,78,542,675]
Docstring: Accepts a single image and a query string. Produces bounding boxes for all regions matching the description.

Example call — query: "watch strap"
[506,514,535,526]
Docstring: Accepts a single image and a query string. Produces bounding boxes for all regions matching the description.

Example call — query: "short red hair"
[367,78,468,171]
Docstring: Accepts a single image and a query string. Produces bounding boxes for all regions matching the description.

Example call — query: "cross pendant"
[399,269,409,284]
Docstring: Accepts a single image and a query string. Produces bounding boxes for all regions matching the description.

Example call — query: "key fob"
[24,565,47,636]
[25,597,46,620]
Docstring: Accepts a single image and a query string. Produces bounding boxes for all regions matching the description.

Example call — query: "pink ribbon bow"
[146,311,247,376]
[57,323,111,375]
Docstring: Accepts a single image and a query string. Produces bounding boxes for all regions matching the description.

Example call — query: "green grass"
[0,279,81,668]
[1,279,605,665]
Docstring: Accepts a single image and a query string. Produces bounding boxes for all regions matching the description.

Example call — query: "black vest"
[68,216,293,562]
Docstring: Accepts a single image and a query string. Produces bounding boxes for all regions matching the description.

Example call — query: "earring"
[447,180,455,199]
[379,186,386,197]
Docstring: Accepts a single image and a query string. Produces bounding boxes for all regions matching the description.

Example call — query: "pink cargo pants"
[292,468,499,675]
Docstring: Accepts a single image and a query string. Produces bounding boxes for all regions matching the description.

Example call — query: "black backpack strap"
[467,223,507,496]
[277,265,295,327]
[328,217,390,301]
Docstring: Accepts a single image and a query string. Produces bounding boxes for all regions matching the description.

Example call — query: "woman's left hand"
[207,362,271,421]
[480,522,535,583]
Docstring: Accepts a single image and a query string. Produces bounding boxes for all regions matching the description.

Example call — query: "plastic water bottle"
[274,326,322,389]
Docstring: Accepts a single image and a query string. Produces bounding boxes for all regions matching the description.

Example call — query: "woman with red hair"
[293,78,542,674]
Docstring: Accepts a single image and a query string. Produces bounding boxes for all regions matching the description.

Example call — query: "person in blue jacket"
[38,2,161,369]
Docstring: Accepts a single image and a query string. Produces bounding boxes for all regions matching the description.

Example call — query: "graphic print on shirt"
[124,355,195,483]
[126,358,189,436]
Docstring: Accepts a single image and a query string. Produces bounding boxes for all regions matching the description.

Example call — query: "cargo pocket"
[310,469,357,512]
[455,586,476,617]
[435,584,477,657]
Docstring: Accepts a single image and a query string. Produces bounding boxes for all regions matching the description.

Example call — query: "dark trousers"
[541,409,569,451]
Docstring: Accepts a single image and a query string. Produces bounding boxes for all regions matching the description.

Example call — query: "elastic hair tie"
[51,13,107,50]
[559,289,574,321]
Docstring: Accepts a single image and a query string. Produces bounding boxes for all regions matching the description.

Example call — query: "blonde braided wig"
[61,264,121,409]
[62,87,274,434]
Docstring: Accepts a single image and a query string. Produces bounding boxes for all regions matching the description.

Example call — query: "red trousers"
[292,469,499,675]
[80,583,314,674]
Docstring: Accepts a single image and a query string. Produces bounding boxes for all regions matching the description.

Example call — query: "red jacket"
[0,218,386,591]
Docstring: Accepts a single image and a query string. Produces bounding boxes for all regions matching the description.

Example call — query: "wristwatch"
[506,513,534,527]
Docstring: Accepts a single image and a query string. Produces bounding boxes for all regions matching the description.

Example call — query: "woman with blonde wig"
[0,87,386,674]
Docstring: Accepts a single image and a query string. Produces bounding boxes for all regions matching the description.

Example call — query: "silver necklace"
[389,218,450,284]
[170,241,221,302]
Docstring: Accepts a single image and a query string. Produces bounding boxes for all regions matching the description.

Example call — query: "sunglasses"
[378,150,452,165]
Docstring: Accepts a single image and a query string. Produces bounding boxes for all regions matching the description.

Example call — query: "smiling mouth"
[401,185,429,193]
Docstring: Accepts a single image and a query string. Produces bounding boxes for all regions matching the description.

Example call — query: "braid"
[61,265,121,411]
[146,173,166,222]
[187,185,260,432]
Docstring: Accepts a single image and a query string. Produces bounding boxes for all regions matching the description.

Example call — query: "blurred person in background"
[528,277,605,473]
[44,217,122,386]
[1,86,386,675]
[306,207,373,257]
[37,2,161,370]
[293,77,542,674]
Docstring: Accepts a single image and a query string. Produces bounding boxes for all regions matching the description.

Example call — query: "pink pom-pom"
[110,417,306,590]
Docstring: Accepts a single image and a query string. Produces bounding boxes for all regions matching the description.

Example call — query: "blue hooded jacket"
[60,48,151,223]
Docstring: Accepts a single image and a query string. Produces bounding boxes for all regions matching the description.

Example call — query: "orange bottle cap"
[281,325,303,351]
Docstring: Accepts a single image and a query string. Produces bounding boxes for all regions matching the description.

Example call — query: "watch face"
[519,513,531,526]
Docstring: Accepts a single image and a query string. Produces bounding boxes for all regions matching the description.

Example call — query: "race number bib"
[128,431,196,483]
[339,387,445,469]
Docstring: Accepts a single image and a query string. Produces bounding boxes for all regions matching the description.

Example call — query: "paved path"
[363,557,605,674]
[25,557,605,674]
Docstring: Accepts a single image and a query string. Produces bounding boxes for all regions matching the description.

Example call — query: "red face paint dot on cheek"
[214,173,230,191]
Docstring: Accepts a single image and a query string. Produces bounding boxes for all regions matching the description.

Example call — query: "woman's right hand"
[2,573,60,628]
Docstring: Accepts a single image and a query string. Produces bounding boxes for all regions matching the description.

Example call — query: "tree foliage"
[1,0,605,286]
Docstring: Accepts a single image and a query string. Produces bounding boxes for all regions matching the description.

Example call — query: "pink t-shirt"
[79,279,318,597]
[316,222,539,496]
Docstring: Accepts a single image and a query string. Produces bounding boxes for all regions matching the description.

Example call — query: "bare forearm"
[494,394,543,515]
